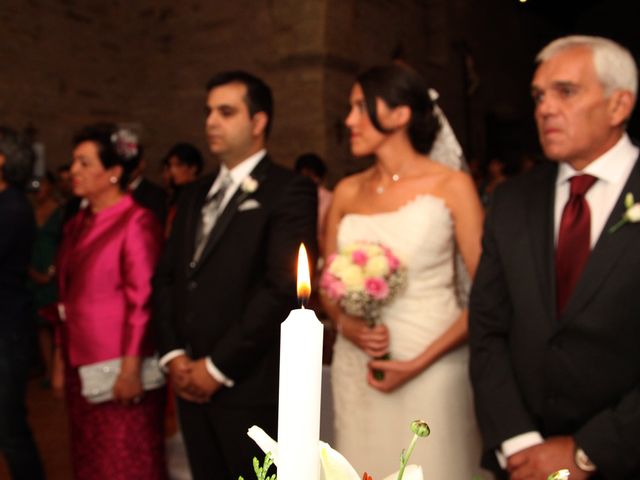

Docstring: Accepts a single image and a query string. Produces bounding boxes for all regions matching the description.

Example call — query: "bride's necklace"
[375,161,405,194]
[375,173,400,195]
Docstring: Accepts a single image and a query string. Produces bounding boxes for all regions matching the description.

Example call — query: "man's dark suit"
[152,156,317,479]
[469,159,640,479]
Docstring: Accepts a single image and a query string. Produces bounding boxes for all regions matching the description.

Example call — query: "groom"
[153,70,317,479]
[469,36,640,479]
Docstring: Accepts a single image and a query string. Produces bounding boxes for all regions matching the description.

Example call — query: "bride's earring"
[109,176,119,184]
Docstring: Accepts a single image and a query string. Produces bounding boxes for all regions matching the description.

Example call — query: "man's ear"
[608,90,635,127]
[251,111,269,137]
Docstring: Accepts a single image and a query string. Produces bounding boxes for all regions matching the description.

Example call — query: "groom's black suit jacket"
[469,157,640,479]
[152,156,317,477]
[153,155,318,405]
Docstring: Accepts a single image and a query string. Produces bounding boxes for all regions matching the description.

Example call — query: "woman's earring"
[109,176,119,184]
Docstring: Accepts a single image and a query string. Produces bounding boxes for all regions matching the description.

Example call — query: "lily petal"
[319,441,360,480]
[382,465,424,480]
[247,426,279,465]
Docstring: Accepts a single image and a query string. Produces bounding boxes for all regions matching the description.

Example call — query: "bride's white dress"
[332,194,486,478]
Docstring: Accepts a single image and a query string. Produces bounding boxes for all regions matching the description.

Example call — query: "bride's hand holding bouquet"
[336,311,389,358]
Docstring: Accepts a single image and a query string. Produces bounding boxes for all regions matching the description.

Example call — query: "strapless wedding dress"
[332,195,487,478]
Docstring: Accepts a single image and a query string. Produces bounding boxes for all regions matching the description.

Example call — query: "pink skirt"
[65,367,167,480]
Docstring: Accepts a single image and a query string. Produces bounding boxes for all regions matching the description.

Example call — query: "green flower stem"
[609,217,628,233]
[396,433,419,480]
[396,421,430,480]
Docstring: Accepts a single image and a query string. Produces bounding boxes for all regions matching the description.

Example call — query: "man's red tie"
[556,174,598,315]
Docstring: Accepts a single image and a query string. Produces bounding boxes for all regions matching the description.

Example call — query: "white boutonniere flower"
[609,192,640,233]
[241,176,259,194]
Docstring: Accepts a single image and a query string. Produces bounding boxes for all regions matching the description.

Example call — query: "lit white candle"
[277,244,323,480]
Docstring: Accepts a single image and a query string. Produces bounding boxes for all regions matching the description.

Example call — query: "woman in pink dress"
[53,124,167,479]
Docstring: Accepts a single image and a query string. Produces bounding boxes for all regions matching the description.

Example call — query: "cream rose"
[365,255,390,277]
[339,265,365,291]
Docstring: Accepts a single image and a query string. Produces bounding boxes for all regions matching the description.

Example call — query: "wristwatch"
[574,446,596,473]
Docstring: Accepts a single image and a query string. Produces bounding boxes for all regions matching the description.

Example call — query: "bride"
[322,64,488,478]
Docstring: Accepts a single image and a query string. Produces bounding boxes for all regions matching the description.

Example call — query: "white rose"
[364,244,383,257]
[340,265,365,291]
[365,255,390,277]
[626,203,640,222]
[328,255,351,276]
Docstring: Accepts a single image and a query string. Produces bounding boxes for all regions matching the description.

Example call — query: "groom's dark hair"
[206,70,274,138]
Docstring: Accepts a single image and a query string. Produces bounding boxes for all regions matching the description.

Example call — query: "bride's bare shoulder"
[333,168,372,202]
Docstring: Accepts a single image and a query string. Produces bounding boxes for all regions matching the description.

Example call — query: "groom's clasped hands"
[168,354,222,403]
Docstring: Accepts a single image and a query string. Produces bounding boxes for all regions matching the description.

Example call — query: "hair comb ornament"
[111,128,139,161]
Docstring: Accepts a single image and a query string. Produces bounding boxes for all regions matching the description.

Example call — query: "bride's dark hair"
[356,65,440,154]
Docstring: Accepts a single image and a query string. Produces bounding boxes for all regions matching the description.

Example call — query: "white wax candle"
[277,308,324,480]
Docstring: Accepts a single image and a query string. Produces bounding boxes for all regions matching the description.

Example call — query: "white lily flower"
[246,426,423,480]
[382,465,423,480]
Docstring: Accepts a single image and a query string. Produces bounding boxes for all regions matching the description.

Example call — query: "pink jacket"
[57,195,162,366]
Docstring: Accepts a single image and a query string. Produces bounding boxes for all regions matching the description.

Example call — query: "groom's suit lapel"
[190,156,270,275]
[561,156,640,321]
[525,163,558,324]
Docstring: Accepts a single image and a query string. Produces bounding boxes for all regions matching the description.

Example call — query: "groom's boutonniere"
[609,192,640,233]
[241,175,259,194]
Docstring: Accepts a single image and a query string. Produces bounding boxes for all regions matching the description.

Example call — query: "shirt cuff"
[496,431,544,468]
[159,349,186,372]
[205,357,234,387]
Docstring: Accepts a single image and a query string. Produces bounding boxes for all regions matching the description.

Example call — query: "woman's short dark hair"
[206,70,274,138]
[356,65,440,154]
[72,123,141,189]
[163,142,204,175]
[0,126,34,189]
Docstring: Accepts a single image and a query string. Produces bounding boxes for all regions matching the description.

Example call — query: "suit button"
[189,261,196,269]
[188,281,198,291]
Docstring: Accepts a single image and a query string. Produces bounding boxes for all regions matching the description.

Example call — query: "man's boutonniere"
[609,192,640,233]
[241,176,259,194]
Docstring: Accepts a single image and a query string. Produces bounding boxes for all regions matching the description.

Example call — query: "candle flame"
[297,243,311,305]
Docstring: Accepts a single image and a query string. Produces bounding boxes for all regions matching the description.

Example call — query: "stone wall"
[2,0,635,185]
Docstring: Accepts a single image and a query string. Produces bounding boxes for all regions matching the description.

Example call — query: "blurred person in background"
[0,126,45,480]
[162,142,204,236]
[127,146,168,224]
[27,171,64,388]
[295,152,333,257]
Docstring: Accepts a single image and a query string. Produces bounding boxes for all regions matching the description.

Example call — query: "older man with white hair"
[470,35,640,479]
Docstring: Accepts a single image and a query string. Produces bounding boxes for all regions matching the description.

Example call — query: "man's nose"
[536,93,557,117]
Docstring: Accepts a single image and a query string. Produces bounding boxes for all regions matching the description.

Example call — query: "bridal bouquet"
[320,241,406,326]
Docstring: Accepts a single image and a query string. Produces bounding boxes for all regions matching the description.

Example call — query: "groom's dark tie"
[556,174,597,315]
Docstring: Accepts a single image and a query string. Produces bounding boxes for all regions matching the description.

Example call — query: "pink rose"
[351,249,368,266]
[326,278,346,300]
[364,277,389,300]
[384,250,400,270]
[320,271,345,300]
